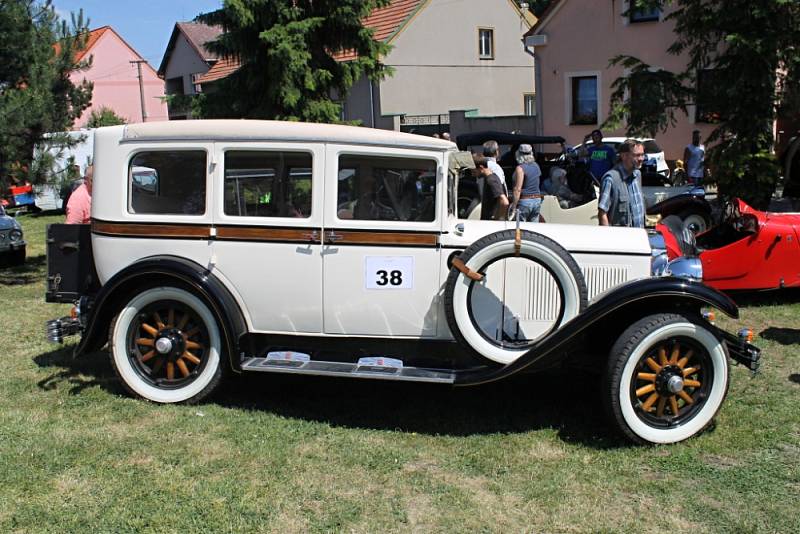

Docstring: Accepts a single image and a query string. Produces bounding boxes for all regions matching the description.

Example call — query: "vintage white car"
[44,120,759,445]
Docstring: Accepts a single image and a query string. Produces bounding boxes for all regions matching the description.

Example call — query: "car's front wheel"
[679,209,710,235]
[604,313,729,445]
[110,287,223,404]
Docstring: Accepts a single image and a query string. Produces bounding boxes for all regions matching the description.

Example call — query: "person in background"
[442,132,451,141]
[581,129,616,182]
[65,165,92,224]
[482,140,506,189]
[474,155,509,220]
[683,130,705,185]
[597,139,645,228]
[510,144,542,222]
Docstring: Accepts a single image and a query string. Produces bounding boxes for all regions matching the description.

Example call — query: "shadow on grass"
[0,254,46,285]
[789,374,800,386]
[31,347,631,448]
[760,327,800,345]
[730,288,800,307]
[34,346,120,396]
[217,371,630,448]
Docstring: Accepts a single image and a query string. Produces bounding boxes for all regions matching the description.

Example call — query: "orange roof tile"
[196,56,240,84]
[197,0,425,85]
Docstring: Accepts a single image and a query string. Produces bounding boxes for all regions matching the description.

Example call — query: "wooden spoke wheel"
[604,313,729,445]
[629,337,712,428]
[110,287,223,404]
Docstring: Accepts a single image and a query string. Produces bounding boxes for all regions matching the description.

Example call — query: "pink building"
[524,1,715,161]
[68,26,168,128]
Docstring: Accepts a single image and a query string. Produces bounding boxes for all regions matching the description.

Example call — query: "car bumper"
[0,239,26,253]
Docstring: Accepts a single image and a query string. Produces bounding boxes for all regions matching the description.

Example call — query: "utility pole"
[130,60,148,122]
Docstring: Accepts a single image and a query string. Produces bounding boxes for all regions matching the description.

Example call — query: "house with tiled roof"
[66,26,167,127]
[195,0,536,134]
[158,22,223,119]
[523,0,720,160]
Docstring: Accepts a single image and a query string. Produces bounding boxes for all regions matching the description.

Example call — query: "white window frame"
[478,28,495,60]
[622,0,662,25]
[523,93,536,116]
[564,71,602,126]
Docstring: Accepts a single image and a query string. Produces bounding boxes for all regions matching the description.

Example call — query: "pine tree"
[195,0,392,123]
[0,0,92,189]
[604,0,800,207]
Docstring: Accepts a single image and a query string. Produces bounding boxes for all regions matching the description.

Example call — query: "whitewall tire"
[604,313,729,445]
[444,230,588,365]
[110,287,223,404]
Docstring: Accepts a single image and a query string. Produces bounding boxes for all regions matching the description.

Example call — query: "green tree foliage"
[195,0,392,123]
[86,106,126,128]
[0,0,93,189]
[604,0,800,207]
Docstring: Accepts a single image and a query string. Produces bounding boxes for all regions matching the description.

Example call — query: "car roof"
[115,120,456,150]
[456,131,566,150]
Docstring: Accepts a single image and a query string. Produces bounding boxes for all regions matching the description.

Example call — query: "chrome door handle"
[455,223,465,235]
[325,231,343,242]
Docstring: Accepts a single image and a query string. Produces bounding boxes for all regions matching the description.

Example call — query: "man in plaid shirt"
[597,139,645,227]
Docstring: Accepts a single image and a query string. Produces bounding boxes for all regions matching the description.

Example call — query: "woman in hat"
[510,144,542,222]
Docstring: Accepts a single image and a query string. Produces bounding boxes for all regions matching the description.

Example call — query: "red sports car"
[657,198,800,291]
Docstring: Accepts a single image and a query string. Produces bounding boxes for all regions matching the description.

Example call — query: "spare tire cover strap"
[451,256,484,281]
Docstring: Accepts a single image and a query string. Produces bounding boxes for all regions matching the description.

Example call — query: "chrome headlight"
[665,257,703,282]
[9,229,22,242]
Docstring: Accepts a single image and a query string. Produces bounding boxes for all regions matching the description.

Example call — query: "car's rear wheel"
[444,230,588,364]
[604,313,729,444]
[110,287,223,404]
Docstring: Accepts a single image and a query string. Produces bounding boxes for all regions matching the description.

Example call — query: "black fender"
[455,276,738,386]
[74,255,248,373]
[647,193,711,217]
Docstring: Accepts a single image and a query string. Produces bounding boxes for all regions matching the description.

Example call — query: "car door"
[211,142,325,334]
[322,144,443,337]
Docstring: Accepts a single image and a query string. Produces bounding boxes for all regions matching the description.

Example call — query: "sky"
[51,0,223,68]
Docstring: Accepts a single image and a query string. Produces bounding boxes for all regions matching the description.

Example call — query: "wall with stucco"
[351,0,535,122]
[531,0,715,161]
[70,30,168,128]
[162,34,210,95]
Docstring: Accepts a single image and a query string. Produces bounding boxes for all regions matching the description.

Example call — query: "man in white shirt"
[482,140,506,186]
[683,130,705,185]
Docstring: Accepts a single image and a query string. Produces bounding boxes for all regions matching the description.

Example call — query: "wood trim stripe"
[93,221,211,238]
[216,226,319,243]
[327,230,438,246]
[92,221,440,247]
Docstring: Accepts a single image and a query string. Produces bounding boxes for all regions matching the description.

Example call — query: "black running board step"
[240,357,457,384]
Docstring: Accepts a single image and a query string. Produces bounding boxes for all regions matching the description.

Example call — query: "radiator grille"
[519,263,560,322]
[582,265,630,300]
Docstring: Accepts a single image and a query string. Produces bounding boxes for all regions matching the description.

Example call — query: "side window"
[337,155,437,222]
[478,28,494,60]
[570,75,598,125]
[224,150,312,218]
[128,151,206,215]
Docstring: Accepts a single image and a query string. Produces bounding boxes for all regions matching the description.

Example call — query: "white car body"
[43,120,759,445]
[89,121,650,341]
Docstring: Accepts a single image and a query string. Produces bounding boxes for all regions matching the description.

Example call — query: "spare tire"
[444,230,588,365]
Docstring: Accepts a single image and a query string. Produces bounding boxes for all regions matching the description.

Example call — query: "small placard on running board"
[357,356,403,373]
[265,351,311,367]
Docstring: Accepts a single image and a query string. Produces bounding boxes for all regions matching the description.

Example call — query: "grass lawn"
[1,212,799,532]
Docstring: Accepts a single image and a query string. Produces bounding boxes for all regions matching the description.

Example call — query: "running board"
[240,357,457,384]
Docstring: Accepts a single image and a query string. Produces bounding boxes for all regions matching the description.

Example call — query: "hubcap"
[666,375,685,393]
[155,337,173,354]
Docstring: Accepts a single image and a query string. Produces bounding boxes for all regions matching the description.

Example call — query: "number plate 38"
[364,256,414,290]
